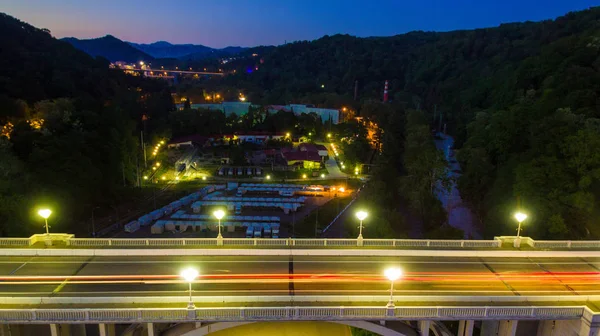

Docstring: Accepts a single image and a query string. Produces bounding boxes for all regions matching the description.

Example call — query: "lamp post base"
[357,234,363,246]
[187,302,196,310]
[216,233,223,246]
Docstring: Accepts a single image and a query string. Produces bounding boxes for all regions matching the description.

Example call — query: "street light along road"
[180,268,199,309]
[515,212,527,238]
[384,267,403,308]
[37,209,52,235]
[356,210,367,239]
[214,209,225,239]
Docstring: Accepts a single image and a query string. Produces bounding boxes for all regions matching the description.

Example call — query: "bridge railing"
[1,234,600,249]
[531,240,600,249]
[0,305,589,323]
[64,237,502,248]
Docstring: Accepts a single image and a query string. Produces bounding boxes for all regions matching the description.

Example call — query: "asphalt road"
[0,255,599,300]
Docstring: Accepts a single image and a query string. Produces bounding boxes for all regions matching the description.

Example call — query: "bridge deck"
[0,255,598,307]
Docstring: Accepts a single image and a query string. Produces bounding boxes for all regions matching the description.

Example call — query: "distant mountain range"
[128,41,245,60]
[62,35,246,63]
[61,35,153,63]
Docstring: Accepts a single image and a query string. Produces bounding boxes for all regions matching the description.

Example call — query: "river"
[434,133,481,239]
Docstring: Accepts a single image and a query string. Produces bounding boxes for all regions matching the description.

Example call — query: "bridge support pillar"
[98,323,115,336]
[147,323,156,336]
[579,313,600,336]
[50,324,59,336]
[458,320,474,336]
[498,320,518,336]
[418,320,430,336]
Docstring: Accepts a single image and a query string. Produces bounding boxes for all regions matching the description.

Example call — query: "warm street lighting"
[143,176,148,180]
[320,173,325,178]
[139,61,144,66]
[515,212,527,238]
[339,187,345,193]
[308,132,312,136]
[302,174,307,179]
[342,107,347,112]
[155,162,161,167]
[216,94,221,98]
[38,209,52,235]
[214,209,225,239]
[175,176,180,181]
[356,211,367,239]
[160,140,165,144]
[321,84,325,88]
[266,174,271,180]
[286,132,291,138]
[180,268,199,309]
[161,176,166,180]
[239,96,246,102]
[327,133,332,138]
[202,176,207,181]
[384,267,403,308]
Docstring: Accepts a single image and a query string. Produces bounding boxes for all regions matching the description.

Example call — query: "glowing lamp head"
[38,209,52,219]
[339,187,345,193]
[181,268,199,282]
[356,211,368,221]
[515,212,527,223]
[213,209,225,220]
[266,175,271,180]
[202,176,207,181]
[302,174,307,179]
[385,267,402,282]
[286,132,290,137]
[320,173,325,178]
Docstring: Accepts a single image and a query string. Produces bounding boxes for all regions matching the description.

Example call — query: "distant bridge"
[126,68,224,76]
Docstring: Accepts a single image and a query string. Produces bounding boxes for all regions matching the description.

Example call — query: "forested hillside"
[211,7,600,238]
[0,13,173,236]
[62,35,153,63]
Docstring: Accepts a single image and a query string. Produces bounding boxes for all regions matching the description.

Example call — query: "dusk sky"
[3,0,599,48]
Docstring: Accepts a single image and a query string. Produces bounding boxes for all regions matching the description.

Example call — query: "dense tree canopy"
[0,13,174,236]
[201,7,600,238]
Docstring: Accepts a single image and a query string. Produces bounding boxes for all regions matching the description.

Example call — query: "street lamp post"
[38,209,52,235]
[514,212,527,238]
[384,267,403,309]
[181,268,199,309]
[356,210,367,240]
[214,209,225,245]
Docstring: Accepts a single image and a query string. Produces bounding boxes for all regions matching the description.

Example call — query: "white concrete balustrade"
[0,305,593,323]
[2,234,600,250]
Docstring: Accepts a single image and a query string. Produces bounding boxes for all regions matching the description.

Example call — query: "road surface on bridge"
[0,255,599,303]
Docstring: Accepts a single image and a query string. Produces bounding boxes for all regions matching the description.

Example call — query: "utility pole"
[141,131,147,168]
